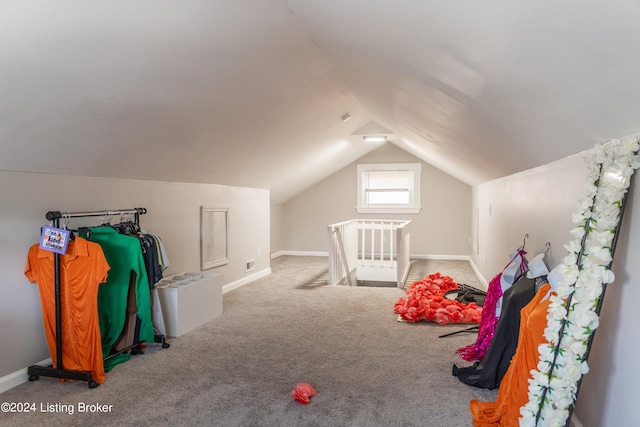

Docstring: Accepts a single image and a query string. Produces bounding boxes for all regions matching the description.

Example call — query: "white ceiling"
[2,1,640,203]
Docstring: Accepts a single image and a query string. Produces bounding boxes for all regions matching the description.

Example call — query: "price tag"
[39,226,71,255]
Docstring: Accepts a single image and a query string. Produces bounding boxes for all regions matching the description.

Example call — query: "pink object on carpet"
[292,382,317,404]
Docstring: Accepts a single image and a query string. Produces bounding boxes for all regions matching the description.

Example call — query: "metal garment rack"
[28,208,147,389]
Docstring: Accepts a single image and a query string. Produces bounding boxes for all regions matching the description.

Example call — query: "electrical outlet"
[245,259,255,272]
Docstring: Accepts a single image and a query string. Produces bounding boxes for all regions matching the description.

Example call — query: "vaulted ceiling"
[2,1,640,203]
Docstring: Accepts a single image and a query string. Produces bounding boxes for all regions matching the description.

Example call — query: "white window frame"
[356,163,422,214]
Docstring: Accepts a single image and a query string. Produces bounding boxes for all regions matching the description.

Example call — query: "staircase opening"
[328,219,412,288]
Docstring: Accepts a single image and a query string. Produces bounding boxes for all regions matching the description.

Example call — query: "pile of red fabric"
[394,272,483,325]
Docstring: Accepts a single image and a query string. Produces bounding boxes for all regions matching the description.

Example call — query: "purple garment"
[457,272,503,361]
[457,249,528,362]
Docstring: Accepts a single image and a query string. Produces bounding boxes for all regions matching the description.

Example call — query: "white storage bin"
[157,272,222,337]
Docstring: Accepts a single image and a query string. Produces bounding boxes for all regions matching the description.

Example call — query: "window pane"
[366,190,410,204]
[356,162,421,213]
[367,171,412,190]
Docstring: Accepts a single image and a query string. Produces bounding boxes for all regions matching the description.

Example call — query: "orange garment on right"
[25,237,110,384]
[469,283,552,427]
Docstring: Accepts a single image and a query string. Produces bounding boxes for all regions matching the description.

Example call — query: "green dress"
[86,227,154,371]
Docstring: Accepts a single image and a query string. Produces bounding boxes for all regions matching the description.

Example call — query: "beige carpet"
[404,259,485,290]
[0,256,496,427]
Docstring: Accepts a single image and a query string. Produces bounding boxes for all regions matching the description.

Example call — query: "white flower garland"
[520,137,640,427]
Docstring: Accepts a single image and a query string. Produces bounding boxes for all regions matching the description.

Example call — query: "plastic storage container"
[156,272,223,337]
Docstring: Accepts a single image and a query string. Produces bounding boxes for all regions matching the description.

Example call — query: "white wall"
[281,143,472,257]
[0,170,270,379]
[471,153,587,280]
[472,152,640,427]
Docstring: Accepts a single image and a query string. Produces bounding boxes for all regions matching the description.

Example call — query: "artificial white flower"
[521,137,639,426]
[555,283,574,300]
[562,253,578,266]
[589,230,614,245]
[564,240,582,254]
[573,281,603,302]
[587,245,613,264]
[546,298,567,319]
[582,182,599,199]
[571,212,588,224]
[573,307,600,331]
[601,268,615,284]
[591,143,608,163]
[530,369,551,387]
[557,263,580,285]
[569,226,585,239]
[620,136,639,152]
[562,359,584,383]
[543,324,563,343]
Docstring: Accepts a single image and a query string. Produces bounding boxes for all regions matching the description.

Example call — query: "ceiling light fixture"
[341,113,352,122]
[362,135,387,142]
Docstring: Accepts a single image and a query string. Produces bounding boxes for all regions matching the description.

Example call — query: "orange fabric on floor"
[25,238,110,384]
[469,283,552,427]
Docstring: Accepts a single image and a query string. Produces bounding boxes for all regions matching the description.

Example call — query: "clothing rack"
[28,208,147,389]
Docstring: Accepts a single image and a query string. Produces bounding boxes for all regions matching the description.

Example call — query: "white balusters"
[329,219,411,286]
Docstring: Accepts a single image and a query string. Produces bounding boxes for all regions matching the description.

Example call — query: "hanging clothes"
[112,270,139,352]
[457,248,528,362]
[107,225,169,343]
[137,234,162,289]
[454,253,549,389]
[24,237,110,384]
[469,283,552,426]
[85,227,155,371]
[150,233,170,271]
[135,231,169,339]
[453,275,536,389]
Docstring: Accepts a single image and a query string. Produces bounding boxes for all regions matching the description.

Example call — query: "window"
[356,163,421,213]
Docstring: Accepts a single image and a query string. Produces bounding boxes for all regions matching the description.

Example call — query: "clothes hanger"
[98,212,111,226]
[544,241,551,258]
[62,216,75,241]
[120,213,141,235]
[526,251,550,279]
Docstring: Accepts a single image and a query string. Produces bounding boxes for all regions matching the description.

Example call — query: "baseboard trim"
[273,252,475,261]
[467,258,489,288]
[410,254,470,261]
[271,250,328,258]
[0,357,52,394]
[222,268,271,294]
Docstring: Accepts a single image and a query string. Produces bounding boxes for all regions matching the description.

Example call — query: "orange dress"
[25,238,110,384]
[469,283,552,426]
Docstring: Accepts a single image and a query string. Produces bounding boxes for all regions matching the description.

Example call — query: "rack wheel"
[88,381,99,389]
[162,342,170,348]
[29,375,39,382]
